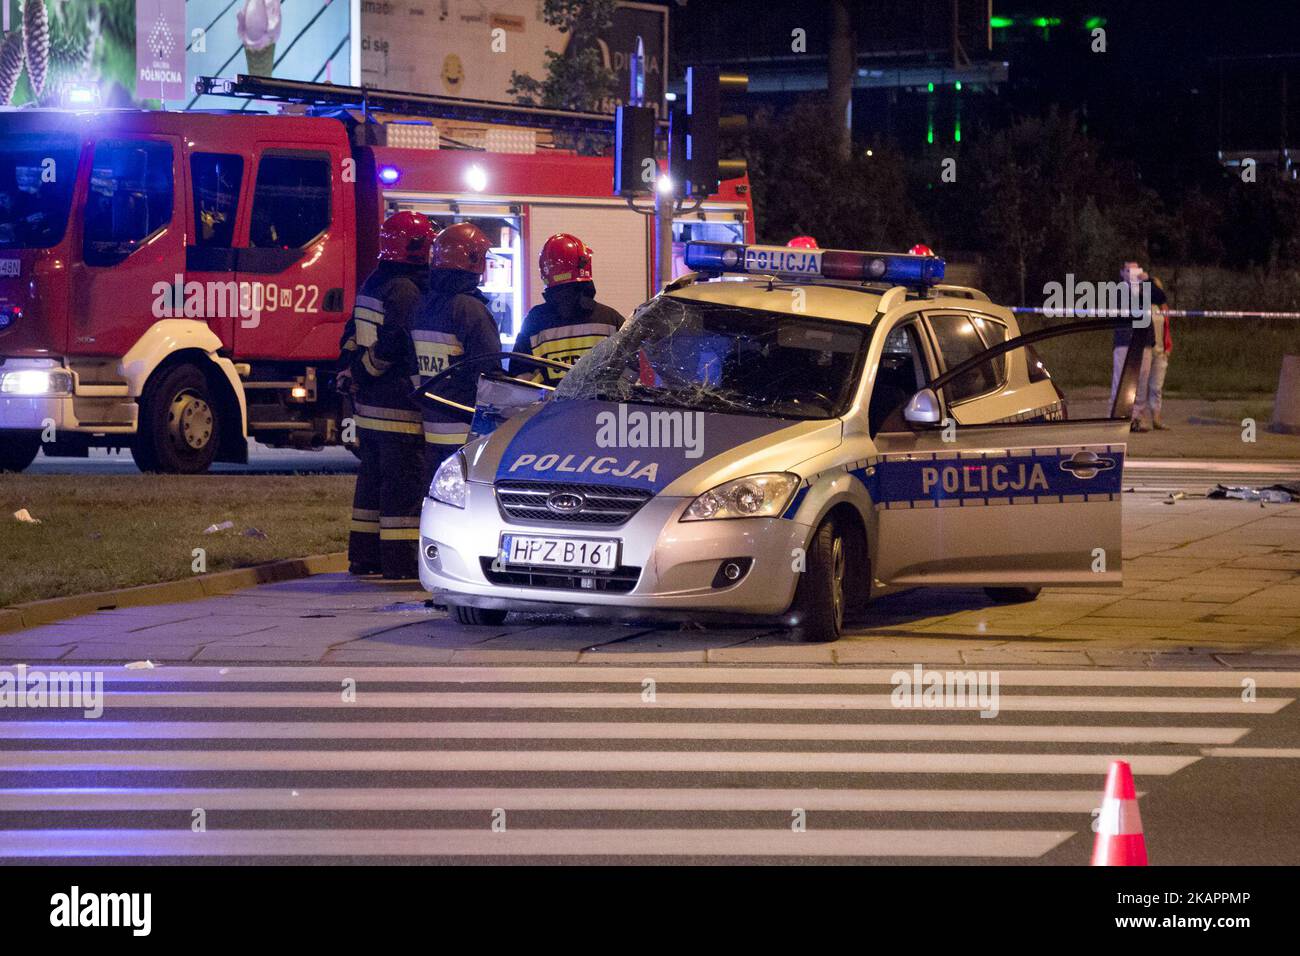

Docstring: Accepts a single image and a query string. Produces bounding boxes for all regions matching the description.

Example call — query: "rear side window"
[970,314,1009,383]
[249,153,331,249]
[83,139,174,266]
[191,153,243,247]
[929,313,1000,403]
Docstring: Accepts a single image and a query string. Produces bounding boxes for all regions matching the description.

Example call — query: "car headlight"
[430,452,467,508]
[681,473,800,521]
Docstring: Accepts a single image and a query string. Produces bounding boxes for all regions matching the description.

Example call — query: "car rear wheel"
[451,604,509,626]
[984,586,1042,604]
[132,364,220,474]
[790,517,848,643]
[0,431,41,472]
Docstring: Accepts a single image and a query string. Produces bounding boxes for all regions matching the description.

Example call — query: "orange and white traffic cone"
[1091,759,1148,866]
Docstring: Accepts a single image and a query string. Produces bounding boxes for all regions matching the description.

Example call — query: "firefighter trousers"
[349,427,428,579]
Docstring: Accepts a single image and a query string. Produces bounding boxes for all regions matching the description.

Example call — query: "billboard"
[360,0,667,112]
[185,0,354,110]
[0,0,141,107]
[0,0,354,109]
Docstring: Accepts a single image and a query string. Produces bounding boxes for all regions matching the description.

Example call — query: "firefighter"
[508,233,624,385]
[339,210,435,578]
[411,221,501,474]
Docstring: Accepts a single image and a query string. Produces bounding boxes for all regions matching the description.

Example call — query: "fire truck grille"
[480,558,641,593]
[494,481,653,525]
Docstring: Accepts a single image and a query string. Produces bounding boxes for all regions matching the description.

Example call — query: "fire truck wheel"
[789,517,849,643]
[0,431,41,472]
[132,364,220,474]
[451,605,509,626]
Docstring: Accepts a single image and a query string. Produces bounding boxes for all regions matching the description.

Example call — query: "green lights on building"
[990,14,1105,31]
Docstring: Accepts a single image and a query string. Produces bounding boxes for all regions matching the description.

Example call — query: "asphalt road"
[0,664,1295,864]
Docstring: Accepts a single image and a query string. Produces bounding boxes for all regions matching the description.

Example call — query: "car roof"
[663,276,992,326]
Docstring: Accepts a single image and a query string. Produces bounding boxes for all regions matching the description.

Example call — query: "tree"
[745,98,922,250]
[827,0,855,160]
[961,110,1156,304]
[508,0,620,113]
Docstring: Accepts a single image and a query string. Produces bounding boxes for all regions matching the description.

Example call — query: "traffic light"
[681,66,748,198]
[613,105,657,196]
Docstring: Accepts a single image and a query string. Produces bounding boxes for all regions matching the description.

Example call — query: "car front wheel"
[451,604,509,626]
[984,586,1042,604]
[790,517,848,643]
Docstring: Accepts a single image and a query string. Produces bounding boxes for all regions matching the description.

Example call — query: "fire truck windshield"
[555,297,867,421]
[0,133,78,250]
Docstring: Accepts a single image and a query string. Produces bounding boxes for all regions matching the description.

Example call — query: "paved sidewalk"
[2,497,1298,669]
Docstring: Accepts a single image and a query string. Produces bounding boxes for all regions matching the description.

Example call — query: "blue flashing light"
[683,242,945,286]
[378,165,401,185]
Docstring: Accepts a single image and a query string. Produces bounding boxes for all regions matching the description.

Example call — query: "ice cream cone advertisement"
[237,0,281,76]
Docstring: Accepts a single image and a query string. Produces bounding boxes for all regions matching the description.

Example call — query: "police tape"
[1011,307,1300,320]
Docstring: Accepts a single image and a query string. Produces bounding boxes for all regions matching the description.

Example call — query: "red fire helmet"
[787,235,819,250]
[378,211,437,264]
[431,222,492,275]
[909,243,935,256]
[539,233,594,287]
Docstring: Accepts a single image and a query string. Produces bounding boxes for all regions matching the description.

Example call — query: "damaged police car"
[419,242,1133,642]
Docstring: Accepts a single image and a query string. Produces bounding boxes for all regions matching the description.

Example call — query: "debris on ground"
[12,508,40,524]
[202,520,235,533]
[1163,491,1186,505]
[124,660,156,670]
[243,527,268,539]
[1207,484,1299,504]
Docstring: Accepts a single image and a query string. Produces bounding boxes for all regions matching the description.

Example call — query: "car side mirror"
[903,387,942,425]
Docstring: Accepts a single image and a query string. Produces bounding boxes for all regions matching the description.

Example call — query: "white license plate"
[0,260,19,277]
[500,534,619,570]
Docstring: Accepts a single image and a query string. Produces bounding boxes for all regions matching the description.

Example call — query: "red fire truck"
[0,77,754,473]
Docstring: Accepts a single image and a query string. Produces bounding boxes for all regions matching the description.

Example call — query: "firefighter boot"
[348,434,382,574]
[378,433,428,579]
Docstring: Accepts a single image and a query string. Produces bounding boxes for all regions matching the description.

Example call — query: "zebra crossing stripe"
[0,721,1251,745]
[0,750,1200,775]
[41,666,1300,689]
[0,787,1118,813]
[81,691,1293,713]
[0,828,1078,859]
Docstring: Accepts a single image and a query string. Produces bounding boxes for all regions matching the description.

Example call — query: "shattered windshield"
[554,294,867,420]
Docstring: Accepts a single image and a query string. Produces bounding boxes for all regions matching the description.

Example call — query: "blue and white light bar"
[683,242,945,286]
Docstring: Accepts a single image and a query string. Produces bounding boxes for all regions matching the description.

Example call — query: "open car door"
[869,319,1142,587]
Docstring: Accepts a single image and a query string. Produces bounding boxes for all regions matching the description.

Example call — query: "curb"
[0,552,348,635]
